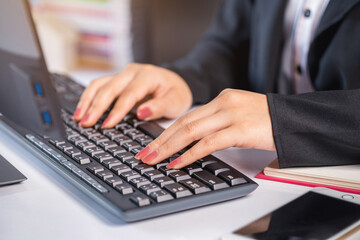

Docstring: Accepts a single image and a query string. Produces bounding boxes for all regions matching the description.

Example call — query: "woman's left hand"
[135,89,276,169]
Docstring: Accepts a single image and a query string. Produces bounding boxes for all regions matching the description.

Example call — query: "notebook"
[256,158,360,194]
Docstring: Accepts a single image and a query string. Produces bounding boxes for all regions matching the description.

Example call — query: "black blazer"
[164,0,360,168]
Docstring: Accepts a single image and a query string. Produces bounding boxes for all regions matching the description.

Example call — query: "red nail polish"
[166,157,182,169]
[135,146,150,159]
[143,151,158,163]
[73,108,81,120]
[137,107,152,120]
[101,116,111,129]
[80,114,90,125]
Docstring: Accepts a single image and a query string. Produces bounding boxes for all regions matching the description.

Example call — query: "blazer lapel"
[315,0,360,38]
[308,0,360,81]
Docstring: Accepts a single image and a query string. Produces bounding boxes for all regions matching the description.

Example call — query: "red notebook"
[256,159,360,195]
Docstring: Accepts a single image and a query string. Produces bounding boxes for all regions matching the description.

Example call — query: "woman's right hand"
[72,63,193,128]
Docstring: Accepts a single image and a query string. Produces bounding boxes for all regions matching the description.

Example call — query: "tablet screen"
[234,191,360,239]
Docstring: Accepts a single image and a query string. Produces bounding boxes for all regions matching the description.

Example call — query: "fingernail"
[80,114,90,125]
[101,116,111,129]
[166,157,182,169]
[142,151,158,163]
[137,107,152,120]
[73,108,81,120]
[135,146,150,159]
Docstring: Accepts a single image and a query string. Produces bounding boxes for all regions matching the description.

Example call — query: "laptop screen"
[0,0,65,140]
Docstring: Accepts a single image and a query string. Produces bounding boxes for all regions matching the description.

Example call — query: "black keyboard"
[25,73,258,222]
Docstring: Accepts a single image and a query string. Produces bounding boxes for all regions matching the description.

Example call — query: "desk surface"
[0,73,312,240]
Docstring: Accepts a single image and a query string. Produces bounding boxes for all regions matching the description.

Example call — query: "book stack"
[31,0,133,71]
[257,159,360,194]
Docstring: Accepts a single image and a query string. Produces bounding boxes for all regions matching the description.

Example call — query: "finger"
[79,67,140,127]
[73,76,112,121]
[166,127,237,169]
[136,90,174,121]
[139,110,232,164]
[100,74,159,128]
[144,99,221,153]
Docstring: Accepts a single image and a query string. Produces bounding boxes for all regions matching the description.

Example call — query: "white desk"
[0,73,312,240]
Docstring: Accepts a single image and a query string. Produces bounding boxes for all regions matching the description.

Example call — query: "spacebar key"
[138,122,164,138]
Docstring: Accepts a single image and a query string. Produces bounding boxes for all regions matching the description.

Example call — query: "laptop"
[0,0,258,222]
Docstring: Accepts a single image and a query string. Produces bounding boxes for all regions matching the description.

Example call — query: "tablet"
[222,188,360,240]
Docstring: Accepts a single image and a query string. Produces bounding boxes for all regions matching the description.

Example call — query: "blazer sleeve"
[163,0,252,104]
[267,90,360,168]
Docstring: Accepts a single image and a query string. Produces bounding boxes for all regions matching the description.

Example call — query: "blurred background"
[29,0,223,83]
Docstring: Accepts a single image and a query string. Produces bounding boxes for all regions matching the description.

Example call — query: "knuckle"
[184,122,196,135]
[203,135,216,147]
[220,88,232,95]
[221,90,239,103]
[177,116,189,127]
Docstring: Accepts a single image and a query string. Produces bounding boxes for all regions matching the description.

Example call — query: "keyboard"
[25,73,258,222]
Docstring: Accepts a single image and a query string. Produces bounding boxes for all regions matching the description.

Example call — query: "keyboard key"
[155,161,168,169]
[127,118,146,127]
[73,154,91,165]
[102,159,122,169]
[96,170,113,180]
[204,163,230,176]
[113,135,132,145]
[193,171,229,190]
[93,152,113,163]
[115,152,134,162]
[218,170,247,186]
[77,141,96,151]
[127,130,144,140]
[120,170,141,181]
[99,141,117,151]
[57,142,73,151]
[138,122,164,139]
[65,130,79,138]
[133,164,154,174]
[135,135,153,146]
[90,135,109,145]
[104,130,123,140]
[168,171,191,182]
[85,147,104,157]
[183,164,203,175]
[129,177,151,188]
[87,163,104,174]
[159,166,179,176]
[83,129,101,139]
[49,139,65,147]
[143,170,164,181]
[130,194,151,207]
[131,147,142,155]
[139,183,161,195]
[115,183,133,195]
[122,141,141,151]
[111,164,131,175]
[107,146,126,156]
[68,136,87,145]
[64,148,81,158]
[105,176,123,187]
[195,158,218,168]
[153,176,175,187]
[164,183,192,198]
[149,190,173,203]
[123,158,142,168]
[117,124,136,134]
[179,179,211,194]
